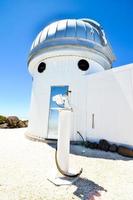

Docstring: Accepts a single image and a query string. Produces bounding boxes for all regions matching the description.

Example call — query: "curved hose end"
[79,168,83,176]
[55,148,83,178]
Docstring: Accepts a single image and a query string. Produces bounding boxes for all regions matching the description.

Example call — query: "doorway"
[47,86,69,139]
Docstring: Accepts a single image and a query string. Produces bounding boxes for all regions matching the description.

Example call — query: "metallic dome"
[28,19,115,64]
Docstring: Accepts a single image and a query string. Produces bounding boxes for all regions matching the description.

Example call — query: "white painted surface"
[27,50,106,141]
[86,64,133,146]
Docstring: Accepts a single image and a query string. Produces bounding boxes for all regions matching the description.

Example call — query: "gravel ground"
[0,128,133,200]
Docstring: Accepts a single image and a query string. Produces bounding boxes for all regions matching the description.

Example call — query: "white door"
[47,86,69,139]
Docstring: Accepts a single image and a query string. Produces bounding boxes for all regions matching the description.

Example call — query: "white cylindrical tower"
[26,18,115,141]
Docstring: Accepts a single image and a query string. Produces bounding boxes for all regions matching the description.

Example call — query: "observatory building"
[26,18,133,147]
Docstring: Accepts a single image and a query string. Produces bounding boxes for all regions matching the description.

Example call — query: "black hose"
[55,146,83,178]
[77,131,85,145]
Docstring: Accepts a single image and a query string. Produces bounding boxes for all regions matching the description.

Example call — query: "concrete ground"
[0,128,133,200]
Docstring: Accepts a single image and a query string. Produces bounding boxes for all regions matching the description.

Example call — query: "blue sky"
[0,0,133,118]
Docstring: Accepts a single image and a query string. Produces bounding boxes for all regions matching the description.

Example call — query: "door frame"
[47,85,69,139]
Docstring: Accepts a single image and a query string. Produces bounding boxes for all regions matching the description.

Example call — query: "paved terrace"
[0,128,132,200]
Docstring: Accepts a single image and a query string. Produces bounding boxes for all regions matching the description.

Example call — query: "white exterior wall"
[28,54,105,141]
[86,64,133,146]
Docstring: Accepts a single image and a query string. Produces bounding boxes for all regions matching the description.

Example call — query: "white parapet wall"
[85,64,133,147]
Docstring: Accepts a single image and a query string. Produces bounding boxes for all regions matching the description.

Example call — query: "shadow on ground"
[49,143,132,161]
[70,145,133,161]
[73,177,107,200]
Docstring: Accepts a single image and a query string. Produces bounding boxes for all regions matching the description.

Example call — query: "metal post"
[57,109,73,174]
